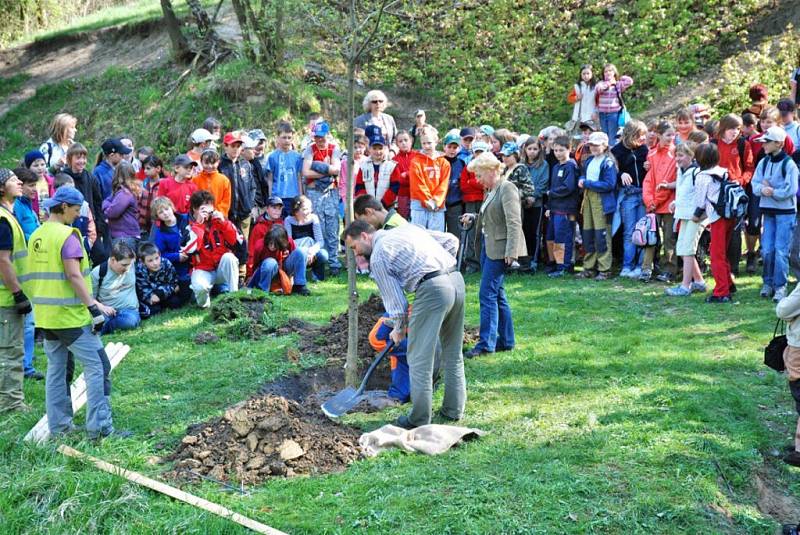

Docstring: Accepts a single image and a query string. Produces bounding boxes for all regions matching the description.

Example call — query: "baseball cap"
[44,186,84,209]
[777,98,796,114]
[588,132,609,145]
[173,154,198,167]
[499,141,519,157]
[415,109,425,117]
[472,141,491,153]
[190,128,218,144]
[248,128,267,141]
[443,132,461,146]
[313,121,330,138]
[241,134,258,149]
[479,124,495,137]
[368,133,386,146]
[460,127,477,139]
[755,126,787,144]
[223,131,244,145]
[101,138,133,156]
[0,168,15,186]
[267,196,284,206]
[579,120,599,131]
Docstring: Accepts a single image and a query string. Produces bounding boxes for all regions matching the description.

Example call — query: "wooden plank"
[24,342,130,443]
[57,445,286,535]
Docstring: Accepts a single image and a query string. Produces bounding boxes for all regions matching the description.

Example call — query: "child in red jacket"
[641,121,678,282]
[247,224,310,296]
[392,131,418,219]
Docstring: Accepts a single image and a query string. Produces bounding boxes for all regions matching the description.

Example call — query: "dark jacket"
[548,160,579,214]
[64,166,107,236]
[136,257,179,304]
[152,214,191,281]
[247,156,270,209]
[610,142,648,190]
[219,154,255,222]
[444,155,466,205]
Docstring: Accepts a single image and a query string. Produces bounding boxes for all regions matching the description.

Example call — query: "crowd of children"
[5,71,800,419]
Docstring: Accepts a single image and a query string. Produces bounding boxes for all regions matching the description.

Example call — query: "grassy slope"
[0,272,794,533]
[0,60,333,168]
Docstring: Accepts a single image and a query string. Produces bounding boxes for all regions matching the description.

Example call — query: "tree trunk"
[344,0,359,388]
[160,0,192,62]
[230,0,256,62]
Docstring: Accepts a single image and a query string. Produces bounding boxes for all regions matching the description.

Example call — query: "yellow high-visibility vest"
[0,205,28,307]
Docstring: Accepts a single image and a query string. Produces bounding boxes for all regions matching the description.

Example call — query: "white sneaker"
[774,286,787,302]
[629,268,642,279]
[619,268,633,278]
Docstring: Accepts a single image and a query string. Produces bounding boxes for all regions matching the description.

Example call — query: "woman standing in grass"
[461,152,526,359]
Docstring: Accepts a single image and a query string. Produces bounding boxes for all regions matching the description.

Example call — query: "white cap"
[190,128,219,144]
[754,126,787,145]
[241,134,258,149]
[588,131,609,145]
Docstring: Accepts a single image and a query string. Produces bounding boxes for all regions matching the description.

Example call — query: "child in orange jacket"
[409,127,450,231]
[192,150,232,218]
[641,121,678,282]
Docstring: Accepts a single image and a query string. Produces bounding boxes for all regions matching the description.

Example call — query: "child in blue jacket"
[577,132,618,279]
[368,313,410,403]
[546,135,580,277]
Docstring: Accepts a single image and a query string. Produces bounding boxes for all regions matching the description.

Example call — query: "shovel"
[321,341,395,418]
[457,217,475,272]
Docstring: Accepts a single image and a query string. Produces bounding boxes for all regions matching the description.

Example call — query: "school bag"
[631,213,657,247]
[709,171,748,225]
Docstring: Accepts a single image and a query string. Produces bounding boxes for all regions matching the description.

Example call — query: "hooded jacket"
[642,144,677,214]
[409,152,451,208]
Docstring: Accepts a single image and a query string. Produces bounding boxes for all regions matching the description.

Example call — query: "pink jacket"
[595,76,633,113]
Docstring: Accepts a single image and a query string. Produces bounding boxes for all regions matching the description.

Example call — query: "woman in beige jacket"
[461,152,527,359]
[777,283,800,466]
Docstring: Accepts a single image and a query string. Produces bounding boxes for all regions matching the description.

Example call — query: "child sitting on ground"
[91,240,141,334]
[546,135,579,277]
[135,241,185,317]
[665,142,706,296]
[284,195,329,281]
[150,196,191,302]
[247,224,310,296]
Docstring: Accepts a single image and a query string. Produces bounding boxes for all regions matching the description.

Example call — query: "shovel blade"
[321,387,362,418]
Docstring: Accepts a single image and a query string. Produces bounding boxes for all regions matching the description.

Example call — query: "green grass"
[0,74,31,101]
[0,271,796,533]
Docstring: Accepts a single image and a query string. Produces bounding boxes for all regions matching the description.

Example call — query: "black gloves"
[88,304,105,334]
[12,290,31,315]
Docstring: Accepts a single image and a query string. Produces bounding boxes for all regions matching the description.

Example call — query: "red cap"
[223,131,243,145]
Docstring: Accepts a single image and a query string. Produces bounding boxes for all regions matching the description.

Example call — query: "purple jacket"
[102,187,141,238]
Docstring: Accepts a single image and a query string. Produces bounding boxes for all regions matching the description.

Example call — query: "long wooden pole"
[57,445,287,535]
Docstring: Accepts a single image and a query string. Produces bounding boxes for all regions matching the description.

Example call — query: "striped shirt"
[369,224,458,325]
[595,76,633,113]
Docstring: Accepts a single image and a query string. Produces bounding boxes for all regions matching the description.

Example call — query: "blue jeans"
[475,244,514,352]
[248,249,308,291]
[23,312,36,375]
[620,191,645,270]
[761,212,796,288]
[599,111,621,145]
[293,236,329,280]
[410,199,446,231]
[546,212,575,269]
[306,188,341,270]
[101,308,141,335]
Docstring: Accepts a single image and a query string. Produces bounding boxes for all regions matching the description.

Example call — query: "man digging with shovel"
[342,220,466,429]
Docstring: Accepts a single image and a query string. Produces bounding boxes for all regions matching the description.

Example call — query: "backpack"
[631,213,658,247]
[710,171,748,224]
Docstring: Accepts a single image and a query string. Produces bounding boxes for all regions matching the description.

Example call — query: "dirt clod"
[194,331,220,345]
[166,395,361,485]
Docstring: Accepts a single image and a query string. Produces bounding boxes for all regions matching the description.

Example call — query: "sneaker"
[291,285,311,296]
[395,415,417,430]
[774,286,787,302]
[548,269,566,278]
[784,450,800,467]
[91,429,134,441]
[656,272,674,283]
[465,347,492,359]
[746,252,757,274]
[594,271,610,281]
[639,269,652,282]
[329,267,341,277]
[665,285,691,297]
[730,283,737,294]
[575,269,596,279]
[619,268,633,278]
[436,409,461,422]
[760,284,774,298]
[630,268,642,279]
[24,371,45,381]
[509,261,521,271]
[690,281,707,293]
[705,295,732,303]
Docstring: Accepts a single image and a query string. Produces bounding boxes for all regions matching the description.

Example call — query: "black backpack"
[710,171,748,226]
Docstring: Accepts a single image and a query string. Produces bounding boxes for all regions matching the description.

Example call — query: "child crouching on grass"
[665,142,707,296]
[247,224,310,296]
[135,241,186,318]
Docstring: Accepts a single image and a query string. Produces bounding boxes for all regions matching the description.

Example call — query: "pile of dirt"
[165,395,361,485]
[209,290,285,340]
